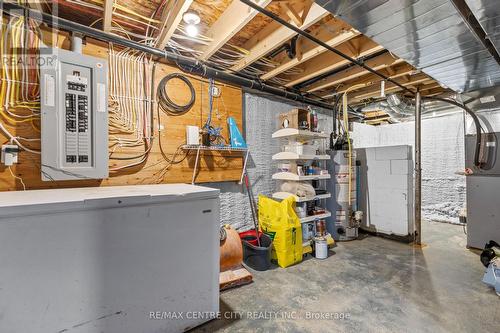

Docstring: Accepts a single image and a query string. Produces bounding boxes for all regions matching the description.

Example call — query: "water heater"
[326,150,358,241]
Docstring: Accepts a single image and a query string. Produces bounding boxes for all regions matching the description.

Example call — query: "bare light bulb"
[183,11,201,25]
[186,24,199,37]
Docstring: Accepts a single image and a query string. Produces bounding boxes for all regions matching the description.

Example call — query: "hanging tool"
[244,173,260,247]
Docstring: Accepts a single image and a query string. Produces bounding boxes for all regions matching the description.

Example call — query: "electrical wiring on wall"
[0,5,42,155]
[0,1,249,187]
[0,2,44,189]
[107,45,155,171]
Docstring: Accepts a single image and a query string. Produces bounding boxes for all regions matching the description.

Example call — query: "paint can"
[315,219,327,237]
[314,237,328,259]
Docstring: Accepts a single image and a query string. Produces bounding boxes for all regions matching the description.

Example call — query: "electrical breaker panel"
[40,48,108,180]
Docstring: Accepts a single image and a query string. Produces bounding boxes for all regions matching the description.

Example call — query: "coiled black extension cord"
[157,73,195,115]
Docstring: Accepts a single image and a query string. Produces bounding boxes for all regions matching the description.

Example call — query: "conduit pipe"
[2,2,334,111]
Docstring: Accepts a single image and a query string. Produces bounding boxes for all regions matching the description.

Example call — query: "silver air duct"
[359,94,462,122]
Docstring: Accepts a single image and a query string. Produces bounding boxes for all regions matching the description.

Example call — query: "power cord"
[157,73,195,115]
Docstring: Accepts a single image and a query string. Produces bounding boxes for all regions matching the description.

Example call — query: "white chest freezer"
[0,184,220,333]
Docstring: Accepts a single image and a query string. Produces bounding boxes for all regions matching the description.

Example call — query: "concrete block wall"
[357,145,414,236]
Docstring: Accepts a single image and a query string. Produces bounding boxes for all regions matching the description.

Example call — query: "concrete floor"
[194,221,499,333]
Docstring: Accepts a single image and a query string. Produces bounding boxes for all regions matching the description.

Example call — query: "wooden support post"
[103,0,113,32]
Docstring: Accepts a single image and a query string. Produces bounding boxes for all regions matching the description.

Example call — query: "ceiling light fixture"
[183,10,200,25]
[186,24,199,37]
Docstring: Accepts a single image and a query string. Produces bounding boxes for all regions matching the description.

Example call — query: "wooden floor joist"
[103,0,114,32]
[155,0,194,50]
[199,0,273,61]
[230,2,328,72]
[46,0,449,109]
[318,63,416,98]
[305,52,405,93]
[260,19,360,80]
[349,74,432,103]
[284,36,384,87]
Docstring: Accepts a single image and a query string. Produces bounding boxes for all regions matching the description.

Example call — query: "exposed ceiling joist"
[305,53,404,93]
[319,63,415,98]
[349,74,432,102]
[300,0,314,23]
[103,0,113,32]
[260,20,359,80]
[284,37,383,87]
[199,0,273,61]
[155,0,194,50]
[425,87,446,96]
[343,40,358,57]
[418,82,442,92]
[230,2,328,72]
[280,2,303,26]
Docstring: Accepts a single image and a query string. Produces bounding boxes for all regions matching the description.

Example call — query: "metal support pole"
[414,91,422,245]
[191,146,201,184]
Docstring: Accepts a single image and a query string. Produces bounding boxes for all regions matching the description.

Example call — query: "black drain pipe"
[2,2,334,110]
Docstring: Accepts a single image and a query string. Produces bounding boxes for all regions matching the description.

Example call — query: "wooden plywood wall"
[0,30,244,191]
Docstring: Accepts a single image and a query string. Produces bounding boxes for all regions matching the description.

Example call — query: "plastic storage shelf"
[299,211,332,223]
[272,172,330,181]
[272,152,330,161]
[272,128,330,140]
[272,192,331,202]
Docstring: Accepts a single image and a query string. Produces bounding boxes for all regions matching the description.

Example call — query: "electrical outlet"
[1,144,19,166]
[211,85,221,98]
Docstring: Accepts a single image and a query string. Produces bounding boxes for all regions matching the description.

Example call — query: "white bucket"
[314,238,328,259]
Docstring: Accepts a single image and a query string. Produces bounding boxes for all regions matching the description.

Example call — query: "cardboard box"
[279,108,310,130]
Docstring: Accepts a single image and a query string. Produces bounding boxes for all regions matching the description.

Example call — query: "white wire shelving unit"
[181,145,250,184]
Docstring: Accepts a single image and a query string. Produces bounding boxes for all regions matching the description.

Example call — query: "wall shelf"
[272,128,329,140]
[181,145,248,152]
[181,145,250,184]
[272,192,331,202]
[272,172,330,181]
[299,211,331,223]
[272,152,330,161]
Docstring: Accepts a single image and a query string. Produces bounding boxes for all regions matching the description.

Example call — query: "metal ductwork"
[358,94,462,122]
[463,1,500,58]
[315,0,500,93]
[461,85,500,112]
